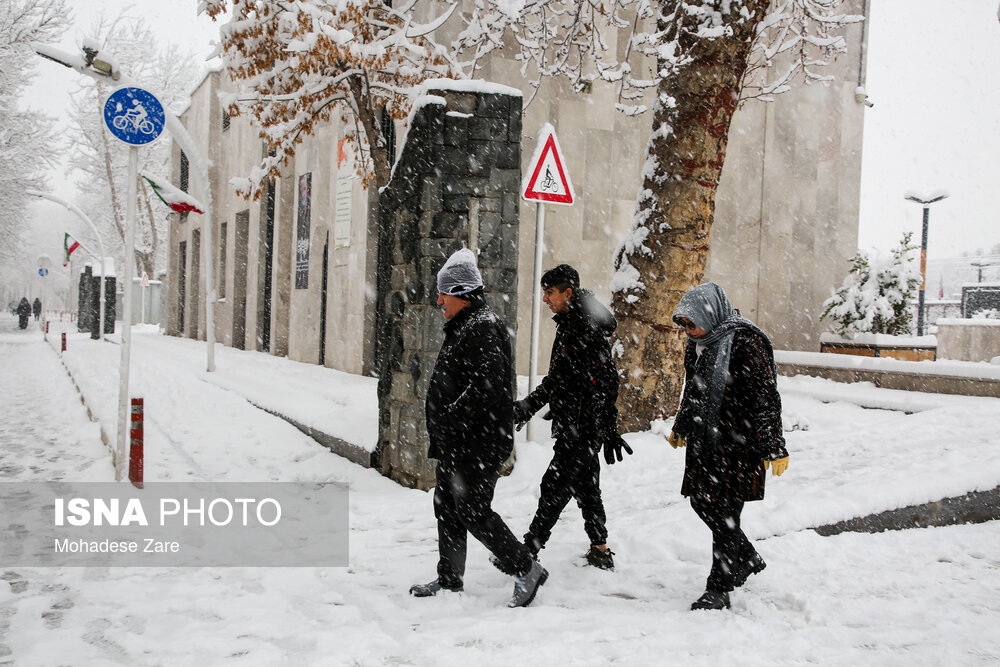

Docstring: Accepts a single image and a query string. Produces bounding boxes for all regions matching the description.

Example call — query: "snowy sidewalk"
[0,317,998,664]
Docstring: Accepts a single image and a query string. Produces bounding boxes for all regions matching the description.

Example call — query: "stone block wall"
[375,85,522,490]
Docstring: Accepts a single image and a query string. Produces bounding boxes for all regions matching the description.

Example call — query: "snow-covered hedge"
[821,232,921,337]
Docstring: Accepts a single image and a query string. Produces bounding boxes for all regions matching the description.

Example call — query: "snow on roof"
[938,317,1000,327]
[416,78,522,99]
[82,258,117,278]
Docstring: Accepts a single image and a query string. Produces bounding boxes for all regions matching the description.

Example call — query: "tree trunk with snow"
[611,1,769,432]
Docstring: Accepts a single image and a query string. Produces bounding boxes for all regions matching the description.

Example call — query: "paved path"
[0,314,109,482]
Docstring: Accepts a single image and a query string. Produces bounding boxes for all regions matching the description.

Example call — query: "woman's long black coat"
[678,328,787,503]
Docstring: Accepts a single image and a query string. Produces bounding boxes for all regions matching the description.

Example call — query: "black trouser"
[690,496,758,593]
[525,439,608,551]
[434,460,532,588]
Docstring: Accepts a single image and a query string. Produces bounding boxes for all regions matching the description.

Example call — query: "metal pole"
[116,147,139,481]
[527,202,546,443]
[917,206,929,336]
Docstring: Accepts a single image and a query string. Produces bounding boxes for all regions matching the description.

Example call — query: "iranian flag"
[142,173,205,215]
[64,233,80,266]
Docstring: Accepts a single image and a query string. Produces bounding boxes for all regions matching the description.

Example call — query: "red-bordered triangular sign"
[522,124,575,206]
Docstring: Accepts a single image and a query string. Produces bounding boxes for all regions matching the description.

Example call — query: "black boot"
[585,545,615,571]
[733,553,766,588]
[409,579,463,597]
[691,589,730,611]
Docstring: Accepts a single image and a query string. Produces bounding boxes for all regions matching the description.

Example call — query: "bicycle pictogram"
[112,100,155,135]
[539,167,558,192]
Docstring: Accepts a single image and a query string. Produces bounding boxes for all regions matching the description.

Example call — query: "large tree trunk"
[612,1,768,432]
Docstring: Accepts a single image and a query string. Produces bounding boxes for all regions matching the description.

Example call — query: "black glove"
[603,434,634,465]
[513,400,532,431]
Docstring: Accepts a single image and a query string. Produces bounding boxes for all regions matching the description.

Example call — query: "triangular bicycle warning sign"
[522,123,575,206]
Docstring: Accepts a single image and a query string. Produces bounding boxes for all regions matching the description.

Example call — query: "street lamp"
[905,191,949,335]
[31,40,217,372]
[970,259,1000,283]
[27,189,108,341]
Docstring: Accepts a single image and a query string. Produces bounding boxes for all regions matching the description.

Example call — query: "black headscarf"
[671,283,773,450]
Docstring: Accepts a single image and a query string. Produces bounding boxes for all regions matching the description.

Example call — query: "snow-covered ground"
[1,313,998,665]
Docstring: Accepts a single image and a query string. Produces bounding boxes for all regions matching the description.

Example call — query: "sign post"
[521,123,575,442]
[140,271,150,324]
[103,86,164,481]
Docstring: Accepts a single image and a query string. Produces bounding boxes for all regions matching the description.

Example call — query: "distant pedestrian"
[668,282,789,611]
[16,298,31,329]
[514,264,631,570]
[32,298,41,321]
[410,249,548,608]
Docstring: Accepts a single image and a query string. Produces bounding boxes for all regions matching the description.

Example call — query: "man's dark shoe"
[508,560,548,608]
[733,553,766,588]
[409,579,463,598]
[585,545,615,571]
[690,589,731,611]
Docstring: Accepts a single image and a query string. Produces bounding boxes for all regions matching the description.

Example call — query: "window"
[179,151,190,222]
[219,222,228,299]
[180,151,189,192]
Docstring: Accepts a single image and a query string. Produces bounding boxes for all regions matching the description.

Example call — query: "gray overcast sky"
[858,0,1000,258]
[21,0,1000,260]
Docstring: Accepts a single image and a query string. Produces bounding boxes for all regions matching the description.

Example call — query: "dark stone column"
[374,87,522,490]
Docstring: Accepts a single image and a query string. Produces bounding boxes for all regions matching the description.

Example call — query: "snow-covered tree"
[66,16,200,279]
[458,0,863,429]
[821,232,922,337]
[0,0,67,268]
[203,0,460,195]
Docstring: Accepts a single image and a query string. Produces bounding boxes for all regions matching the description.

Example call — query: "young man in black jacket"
[411,249,547,608]
[514,264,632,570]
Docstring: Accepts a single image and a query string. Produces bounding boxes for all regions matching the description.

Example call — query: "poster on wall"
[295,172,312,289]
[335,138,353,248]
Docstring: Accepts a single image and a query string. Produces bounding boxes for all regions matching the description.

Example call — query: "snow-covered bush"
[972,308,1000,319]
[821,233,922,337]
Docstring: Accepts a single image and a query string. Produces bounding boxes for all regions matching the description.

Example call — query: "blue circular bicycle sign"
[103,87,165,146]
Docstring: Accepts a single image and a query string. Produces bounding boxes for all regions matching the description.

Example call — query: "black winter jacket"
[425,298,514,467]
[521,290,619,441]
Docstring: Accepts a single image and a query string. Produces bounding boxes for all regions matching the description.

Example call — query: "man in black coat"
[411,249,548,608]
[32,298,41,321]
[668,282,790,611]
[514,264,632,570]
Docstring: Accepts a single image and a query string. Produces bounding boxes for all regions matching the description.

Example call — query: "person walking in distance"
[410,249,548,608]
[514,264,632,570]
[32,297,41,321]
[668,282,789,611]
[16,298,31,329]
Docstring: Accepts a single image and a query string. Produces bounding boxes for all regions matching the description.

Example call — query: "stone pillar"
[375,85,522,490]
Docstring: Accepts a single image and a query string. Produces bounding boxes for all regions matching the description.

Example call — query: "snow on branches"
[203,0,461,197]
[455,0,862,113]
[821,233,923,337]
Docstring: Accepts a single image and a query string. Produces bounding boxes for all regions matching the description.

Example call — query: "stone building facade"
[374,85,522,489]
[166,1,869,387]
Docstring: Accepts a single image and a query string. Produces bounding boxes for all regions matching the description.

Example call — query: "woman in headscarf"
[667,282,789,611]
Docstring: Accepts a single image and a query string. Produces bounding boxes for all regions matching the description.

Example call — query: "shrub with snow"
[972,308,1000,320]
[821,232,922,337]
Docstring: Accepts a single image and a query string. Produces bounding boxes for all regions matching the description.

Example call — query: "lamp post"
[27,190,108,340]
[32,40,216,371]
[970,259,1000,283]
[905,191,949,335]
